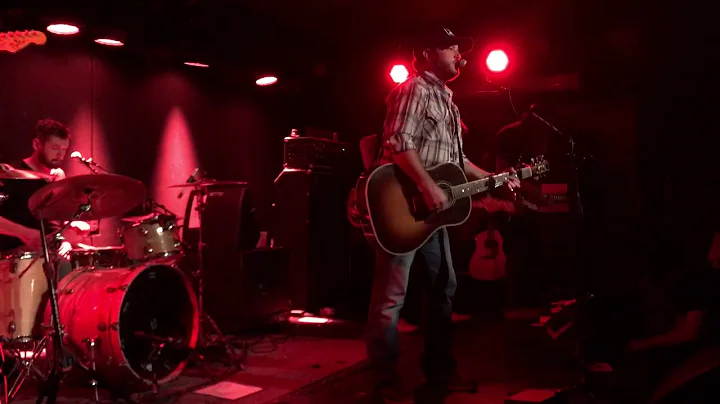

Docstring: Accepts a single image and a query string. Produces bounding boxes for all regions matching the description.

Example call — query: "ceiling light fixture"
[94,38,124,47]
[47,23,79,35]
[256,76,278,86]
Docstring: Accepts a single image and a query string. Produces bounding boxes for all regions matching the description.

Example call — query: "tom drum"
[121,216,182,262]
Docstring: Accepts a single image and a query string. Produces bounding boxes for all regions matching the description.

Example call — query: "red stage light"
[184,62,209,68]
[390,64,409,84]
[486,50,509,72]
[47,24,79,35]
[94,38,124,47]
[256,76,278,86]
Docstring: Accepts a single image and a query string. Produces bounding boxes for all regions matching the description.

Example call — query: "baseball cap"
[412,28,474,55]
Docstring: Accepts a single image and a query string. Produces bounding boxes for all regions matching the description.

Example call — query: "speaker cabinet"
[202,247,291,333]
[271,169,353,313]
[199,183,259,251]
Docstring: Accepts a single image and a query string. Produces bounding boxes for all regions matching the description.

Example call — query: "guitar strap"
[455,126,465,173]
[452,103,465,173]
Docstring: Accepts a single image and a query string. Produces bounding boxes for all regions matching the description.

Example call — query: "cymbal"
[120,213,181,222]
[167,179,248,189]
[0,164,53,180]
[28,174,147,221]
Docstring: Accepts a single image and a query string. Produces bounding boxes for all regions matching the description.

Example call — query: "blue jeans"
[366,229,458,380]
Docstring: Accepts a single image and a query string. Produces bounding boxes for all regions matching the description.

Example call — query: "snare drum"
[69,246,129,270]
[0,251,48,342]
[121,216,182,262]
[48,263,198,388]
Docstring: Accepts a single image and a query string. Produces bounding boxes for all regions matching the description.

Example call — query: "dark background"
[1,0,717,295]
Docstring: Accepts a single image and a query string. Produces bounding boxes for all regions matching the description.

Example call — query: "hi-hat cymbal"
[0,164,53,180]
[28,174,147,221]
[168,179,248,189]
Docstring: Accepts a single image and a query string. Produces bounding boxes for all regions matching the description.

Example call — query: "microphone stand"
[73,156,109,175]
[528,107,597,402]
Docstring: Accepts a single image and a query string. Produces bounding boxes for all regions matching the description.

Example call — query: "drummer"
[0,118,75,278]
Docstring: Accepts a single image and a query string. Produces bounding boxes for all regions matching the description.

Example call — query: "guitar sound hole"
[484,240,498,249]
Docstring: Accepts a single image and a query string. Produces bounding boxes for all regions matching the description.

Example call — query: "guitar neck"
[450,165,535,199]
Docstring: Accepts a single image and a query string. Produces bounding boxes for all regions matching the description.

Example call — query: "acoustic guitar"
[0,30,47,54]
[352,157,549,255]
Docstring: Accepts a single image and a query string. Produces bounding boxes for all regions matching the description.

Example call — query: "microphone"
[177,167,200,199]
[457,59,467,68]
[70,151,100,173]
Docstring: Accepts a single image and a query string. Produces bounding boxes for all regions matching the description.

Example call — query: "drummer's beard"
[38,152,62,169]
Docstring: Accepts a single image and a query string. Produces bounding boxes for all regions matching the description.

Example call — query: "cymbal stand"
[1,339,6,404]
[190,188,243,367]
[34,196,92,404]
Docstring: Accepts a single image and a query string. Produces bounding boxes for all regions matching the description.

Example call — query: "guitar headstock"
[0,30,47,54]
[529,155,550,179]
[514,155,550,180]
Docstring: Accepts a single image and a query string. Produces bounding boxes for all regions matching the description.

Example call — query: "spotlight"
[184,62,209,68]
[94,38,123,47]
[389,64,409,84]
[486,50,509,73]
[47,23,79,35]
[256,76,278,86]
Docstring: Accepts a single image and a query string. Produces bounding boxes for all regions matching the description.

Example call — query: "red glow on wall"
[486,50,509,72]
[184,62,209,68]
[94,38,124,47]
[389,64,409,84]
[256,76,277,86]
[68,104,112,177]
[47,24,79,35]
[68,104,116,246]
[152,107,200,231]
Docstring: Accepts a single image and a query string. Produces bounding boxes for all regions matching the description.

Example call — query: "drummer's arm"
[0,216,35,239]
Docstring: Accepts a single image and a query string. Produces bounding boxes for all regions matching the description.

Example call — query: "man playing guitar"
[364,28,520,403]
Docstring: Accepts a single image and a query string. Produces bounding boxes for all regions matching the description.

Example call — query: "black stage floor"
[8,309,716,404]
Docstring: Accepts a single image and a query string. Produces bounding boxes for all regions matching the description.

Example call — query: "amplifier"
[283,136,352,172]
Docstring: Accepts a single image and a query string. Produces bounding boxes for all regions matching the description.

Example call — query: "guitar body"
[359,162,471,255]
[469,227,506,281]
[349,156,549,255]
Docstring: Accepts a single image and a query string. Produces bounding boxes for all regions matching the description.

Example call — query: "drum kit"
[0,165,244,403]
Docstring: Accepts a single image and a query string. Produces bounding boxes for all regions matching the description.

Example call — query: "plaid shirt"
[377,70,467,168]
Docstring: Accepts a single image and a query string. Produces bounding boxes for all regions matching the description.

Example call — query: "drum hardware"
[1,339,6,404]
[1,336,49,403]
[83,338,99,403]
[34,202,87,404]
[133,331,189,394]
[169,180,245,368]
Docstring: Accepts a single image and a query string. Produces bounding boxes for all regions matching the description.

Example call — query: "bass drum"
[49,263,198,389]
